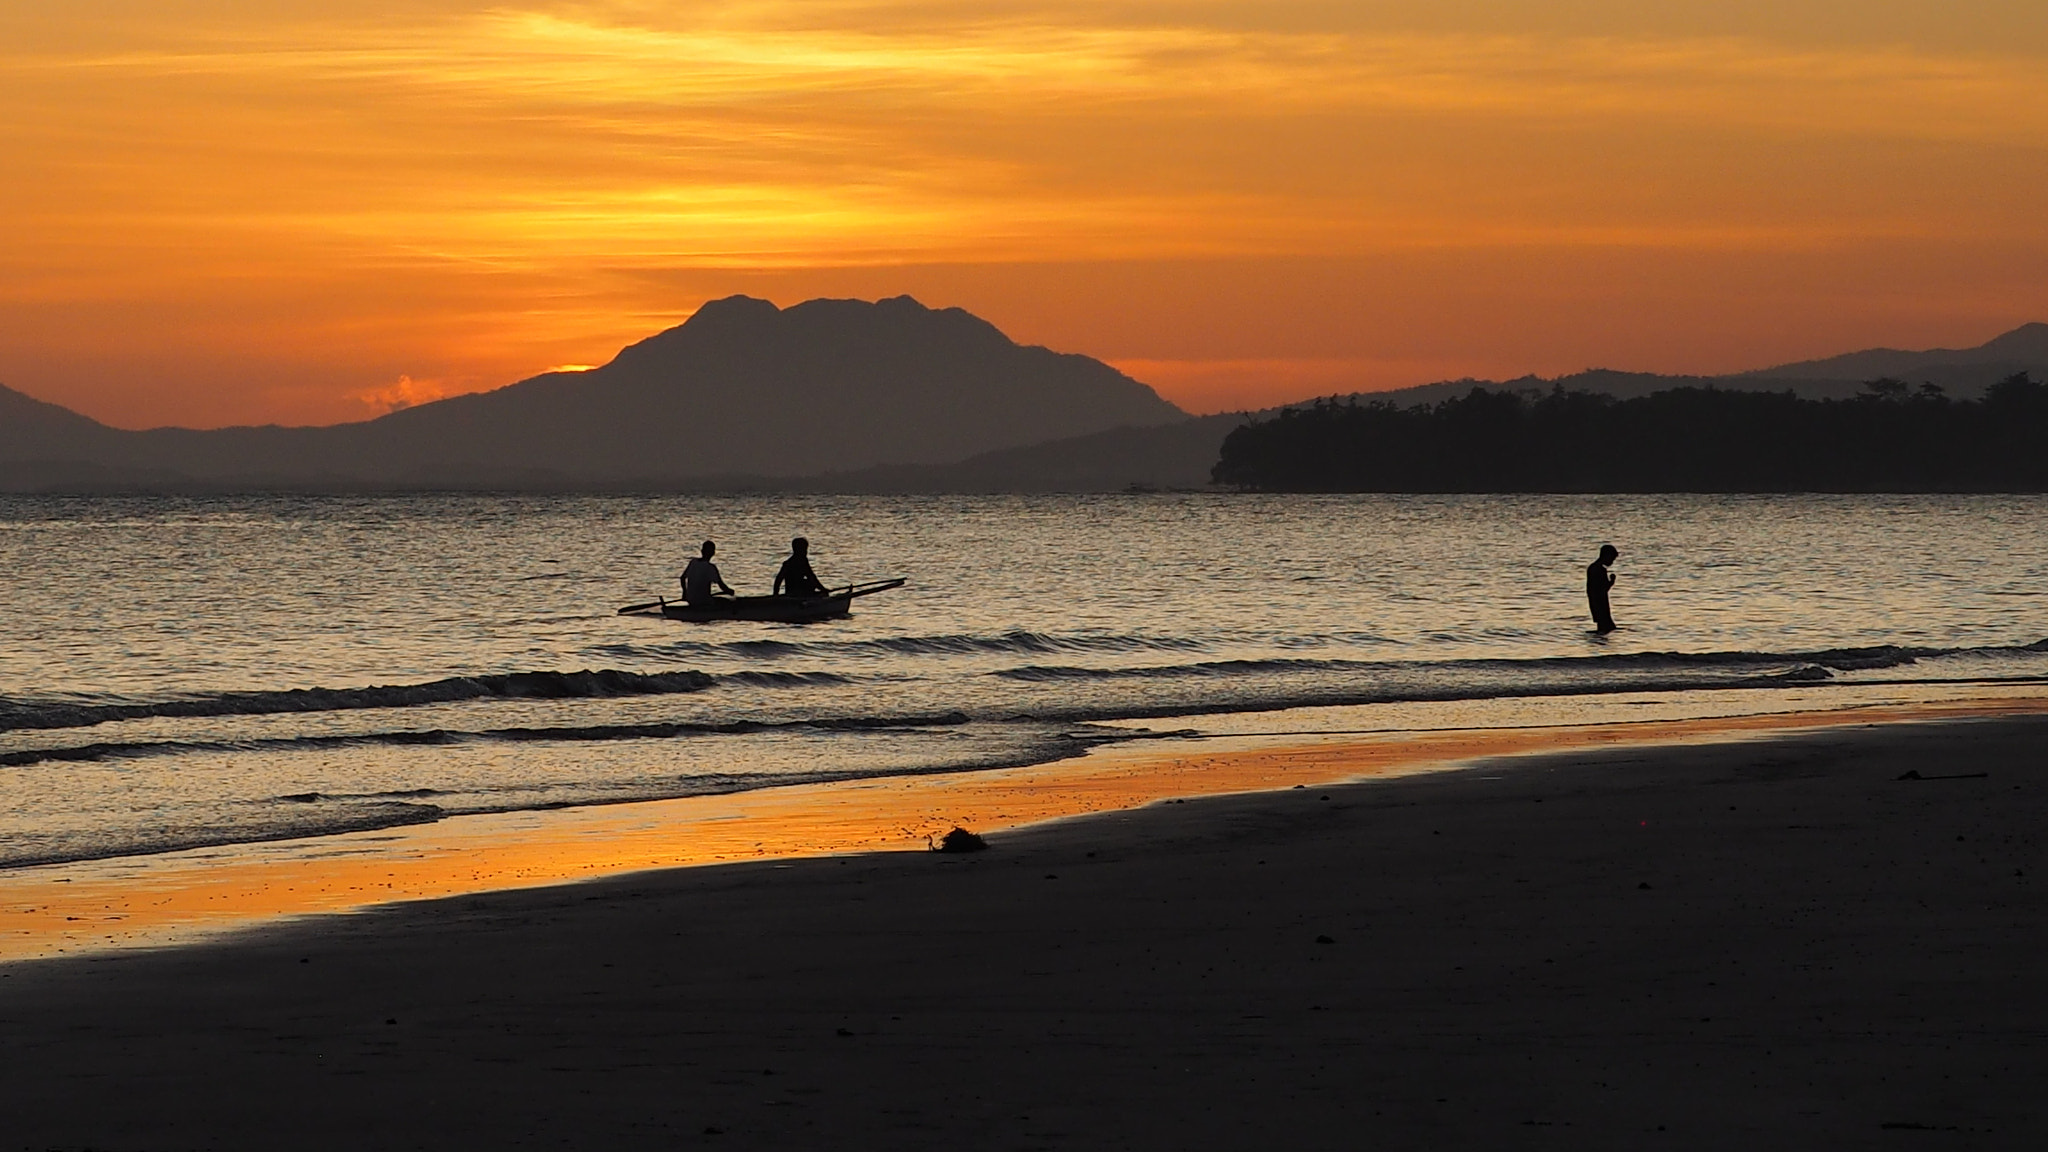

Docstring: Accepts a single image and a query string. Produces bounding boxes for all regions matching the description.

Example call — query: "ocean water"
[2,492,2045,869]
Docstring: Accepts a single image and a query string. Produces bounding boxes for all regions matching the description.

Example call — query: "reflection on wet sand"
[5,693,2044,963]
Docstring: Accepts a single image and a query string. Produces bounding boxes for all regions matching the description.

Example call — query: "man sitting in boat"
[680,540,735,604]
[773,536,829,598]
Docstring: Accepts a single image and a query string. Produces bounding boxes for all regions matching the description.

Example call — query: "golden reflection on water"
[4,695,2043,963]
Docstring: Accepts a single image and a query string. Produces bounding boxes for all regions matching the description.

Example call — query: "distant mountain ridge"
[1736,321,2048,384]
[1359,324,2048,411]
[0,379,112,454]
[2,316,2043,493]
[0,295,1184,490]
[841,322,2048,492]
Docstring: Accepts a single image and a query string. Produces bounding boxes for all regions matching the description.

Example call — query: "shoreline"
[5,688,2045,964]
[3,707,2045,1147]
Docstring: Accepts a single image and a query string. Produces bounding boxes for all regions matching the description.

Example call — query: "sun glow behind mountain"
[5,2,2048,426]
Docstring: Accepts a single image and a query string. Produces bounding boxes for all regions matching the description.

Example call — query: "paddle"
[616,596,669,615]
[838,577,908,598]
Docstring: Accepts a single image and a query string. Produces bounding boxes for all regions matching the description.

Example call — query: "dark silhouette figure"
[774,536,829,597]
[680,540,734,604]
[1586,544,1619,633]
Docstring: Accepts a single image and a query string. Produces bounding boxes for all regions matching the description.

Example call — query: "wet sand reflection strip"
[4,693,2044,962]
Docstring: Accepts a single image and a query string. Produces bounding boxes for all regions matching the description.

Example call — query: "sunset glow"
[5,2,2047,426]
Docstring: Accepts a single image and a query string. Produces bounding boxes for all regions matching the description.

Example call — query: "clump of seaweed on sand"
[930,826,988,853]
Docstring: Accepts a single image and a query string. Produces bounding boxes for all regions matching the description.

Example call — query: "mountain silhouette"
[790,415,1246,493]
[0,381,113,455]
[0,295,1183,489]
[4,316,2045,493]
[1292,324,2048,415]
[347,295,1183,480]
[1738,322,2048,387]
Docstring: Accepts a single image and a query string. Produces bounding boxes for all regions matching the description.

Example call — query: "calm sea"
[3,492,2045,869]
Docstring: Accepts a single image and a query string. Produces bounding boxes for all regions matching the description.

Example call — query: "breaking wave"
[0,669,726,733]
[0,710,982,770]
[591,629,1215,664]
[990,640,2048,685]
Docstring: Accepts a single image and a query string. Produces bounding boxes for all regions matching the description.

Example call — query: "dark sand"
[5,716,2047,1150]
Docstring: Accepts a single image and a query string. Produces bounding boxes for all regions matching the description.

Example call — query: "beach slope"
[4,716,2047,1149]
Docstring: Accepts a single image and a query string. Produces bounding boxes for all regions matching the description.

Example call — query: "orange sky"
[4,1,2047,428]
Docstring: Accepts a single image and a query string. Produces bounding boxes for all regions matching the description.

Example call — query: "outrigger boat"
[616,578,907,624]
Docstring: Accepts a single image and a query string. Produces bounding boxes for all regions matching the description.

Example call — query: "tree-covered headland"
[1211,375,2048,492]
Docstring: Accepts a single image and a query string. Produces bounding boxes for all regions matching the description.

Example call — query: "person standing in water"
[680,540,734,604]
[1586,544,1620,633]
[774,536,829,597]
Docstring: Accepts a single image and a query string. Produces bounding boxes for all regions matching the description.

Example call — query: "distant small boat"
[616,578,906,624]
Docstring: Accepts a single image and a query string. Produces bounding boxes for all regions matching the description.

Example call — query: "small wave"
[278,787,447,803]
[1550,641,2037,673]
[0,729,464,768]
[721,670,855,687]
[858,631,1210,657]
[722,639,811,658]
[988,639,2048,687]
[0,801,446,870]
[0,668,718,733]
[997,658,1339,682]
[1272,631,1398,650]
[0,711,979,770]
[593,629,1213,664]
[484,711,972,743]
[1626,645,1927,672]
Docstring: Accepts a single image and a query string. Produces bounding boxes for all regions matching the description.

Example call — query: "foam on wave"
[0,668,721,733]
[7,636,2041,742]
[1,711,979,770]
[593,629,1214,664]
[988,639,2048,685]
[0,801,447,870]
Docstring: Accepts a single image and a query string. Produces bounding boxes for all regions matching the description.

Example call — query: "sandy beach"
[5,710,2047,1149]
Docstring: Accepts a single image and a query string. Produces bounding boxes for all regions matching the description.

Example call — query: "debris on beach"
[932,826,988,853]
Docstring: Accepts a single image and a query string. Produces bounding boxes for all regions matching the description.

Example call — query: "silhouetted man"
[1586,544,1619,633]
[774,536,828,597]
[681,540,734,604]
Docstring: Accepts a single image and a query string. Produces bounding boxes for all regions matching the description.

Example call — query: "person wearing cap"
[1586,544,1620,633]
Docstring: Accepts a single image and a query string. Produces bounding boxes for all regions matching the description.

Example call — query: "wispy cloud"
[353,373,455,413]
[10,6,2046,276]
[4,2,2046,424]
[38,7,2048,135]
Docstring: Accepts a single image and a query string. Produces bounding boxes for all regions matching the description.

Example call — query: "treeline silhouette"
[1211,375,2048,492]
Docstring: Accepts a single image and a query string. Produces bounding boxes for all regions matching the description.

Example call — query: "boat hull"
[659,595,853,623]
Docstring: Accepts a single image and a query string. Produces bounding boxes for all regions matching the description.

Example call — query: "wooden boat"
[617,578,906,624]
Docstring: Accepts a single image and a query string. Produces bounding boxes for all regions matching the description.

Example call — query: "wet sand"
[4,713,2048,1149]
[6,693,2041,962]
